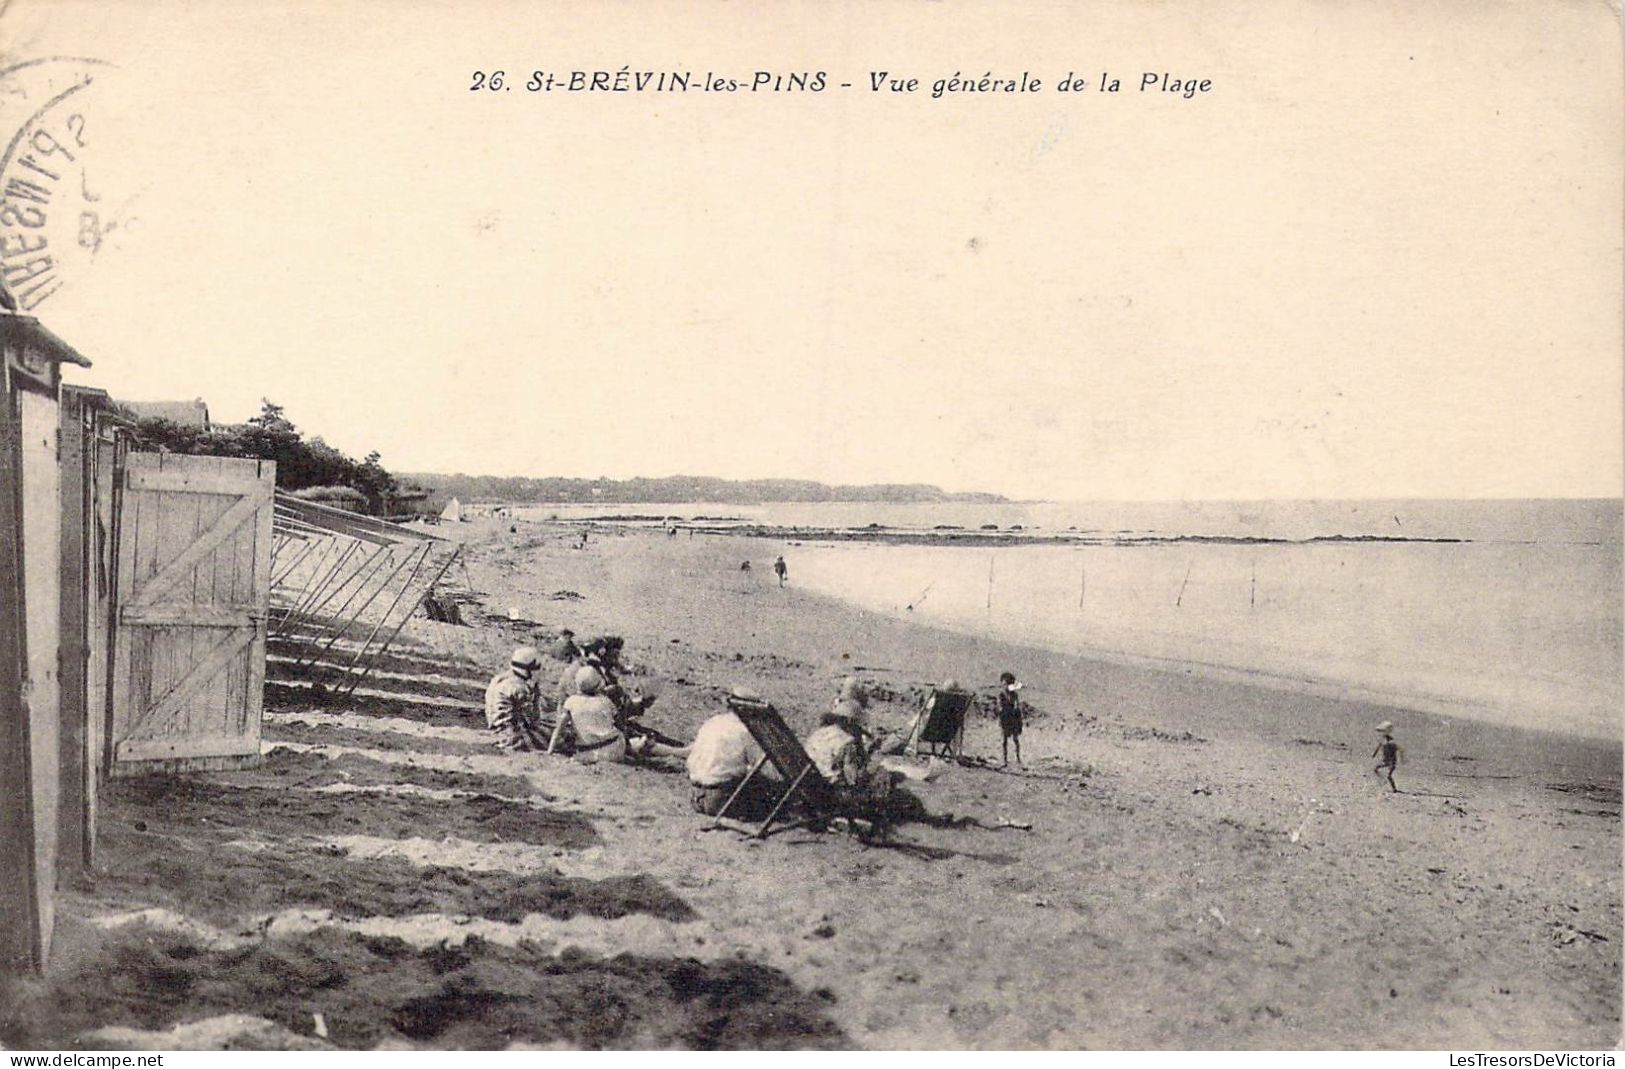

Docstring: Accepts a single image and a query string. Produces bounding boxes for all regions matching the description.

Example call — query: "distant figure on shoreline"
[1372,720,1402,793]
[773,555,788,587]
[997,672,1025,768]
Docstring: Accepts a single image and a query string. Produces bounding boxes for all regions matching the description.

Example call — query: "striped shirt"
[485,670,545,751]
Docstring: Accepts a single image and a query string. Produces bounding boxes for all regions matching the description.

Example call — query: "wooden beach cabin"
[0,316,92,972]
[2,316,280,974]
[56,385,131,885]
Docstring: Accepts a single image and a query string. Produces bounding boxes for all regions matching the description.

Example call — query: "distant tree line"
[402,472,1008,506]
[127,400,405,515]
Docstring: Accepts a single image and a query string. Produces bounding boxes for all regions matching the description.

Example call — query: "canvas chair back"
[708,695,861,837]
[918,688,971,746]
[727,696,841,808]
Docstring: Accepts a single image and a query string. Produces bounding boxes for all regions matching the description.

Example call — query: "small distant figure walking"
[739,560,751,573]
[1372,720,1401,793]
[773,555,788,587]
[997,671,1024,768]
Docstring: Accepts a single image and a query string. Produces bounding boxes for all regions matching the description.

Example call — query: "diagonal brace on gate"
[121,625,259,741]
[132,494,262,607]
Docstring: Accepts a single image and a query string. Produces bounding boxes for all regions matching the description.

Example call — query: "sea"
[512,499,1623,740]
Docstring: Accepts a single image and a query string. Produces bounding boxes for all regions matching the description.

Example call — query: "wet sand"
[3,518,1618,1049]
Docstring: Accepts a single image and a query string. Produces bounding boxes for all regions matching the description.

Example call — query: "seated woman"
[548,666,688,764]
[804,702,902,809]
[548,666,624,762]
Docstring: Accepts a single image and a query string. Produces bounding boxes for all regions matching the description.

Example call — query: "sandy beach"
[4,517,1618,1050]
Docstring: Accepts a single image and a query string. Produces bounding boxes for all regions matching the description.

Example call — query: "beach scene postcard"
[0,0,1618,1055]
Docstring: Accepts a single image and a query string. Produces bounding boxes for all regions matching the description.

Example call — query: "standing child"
[997,671,1024,768]
[1371,720,1401,793]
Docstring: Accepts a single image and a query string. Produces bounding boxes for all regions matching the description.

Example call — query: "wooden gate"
[110,453,275,773]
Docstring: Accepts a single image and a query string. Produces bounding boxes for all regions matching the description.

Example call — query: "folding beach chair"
[911,687,971,759]
[709,697,879,839]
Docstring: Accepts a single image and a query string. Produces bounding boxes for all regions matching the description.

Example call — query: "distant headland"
[401,473,1009,506]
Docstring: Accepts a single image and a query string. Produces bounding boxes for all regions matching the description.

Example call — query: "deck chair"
[911,687,971,759]
[709,697,879,839]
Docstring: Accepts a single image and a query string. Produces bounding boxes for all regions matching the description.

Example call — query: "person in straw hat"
[1371,720,1402,793]
[805,678,943,805]
[685,686,780,817]
[805,690,899,808]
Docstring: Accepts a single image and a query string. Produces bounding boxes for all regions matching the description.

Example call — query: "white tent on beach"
[439,497,464,522]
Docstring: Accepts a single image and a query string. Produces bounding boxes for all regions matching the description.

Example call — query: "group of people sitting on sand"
[486,630,1410,809]
[484,632,1032,822]
[483,632,691,763]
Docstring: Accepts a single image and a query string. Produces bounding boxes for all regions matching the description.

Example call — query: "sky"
[2,0,1620,501]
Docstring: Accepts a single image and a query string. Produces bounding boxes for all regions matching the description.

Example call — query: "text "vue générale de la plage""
[468,69,1215,99]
